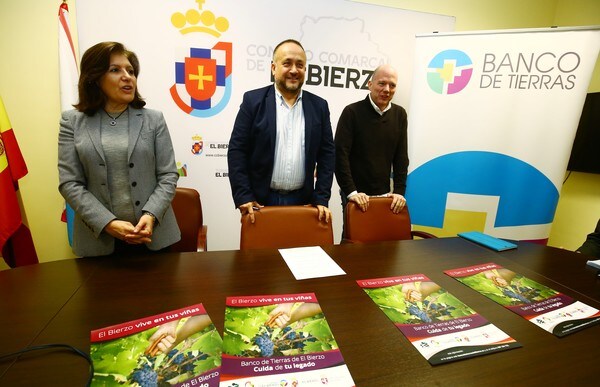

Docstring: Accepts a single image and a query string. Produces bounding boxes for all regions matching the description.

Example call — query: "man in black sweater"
[335,64,409,217]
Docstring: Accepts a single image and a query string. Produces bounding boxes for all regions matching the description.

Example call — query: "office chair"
[240,205,333,250]
[170,187,208,252]
[344,197,436,243]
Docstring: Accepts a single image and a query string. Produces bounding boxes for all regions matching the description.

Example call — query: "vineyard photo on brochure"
[455,268,558,306]
[90,309,222,387]
[363,280,475,324]
[223,302,334,358]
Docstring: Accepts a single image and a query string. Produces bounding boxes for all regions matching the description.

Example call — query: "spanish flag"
[0,96,38,267]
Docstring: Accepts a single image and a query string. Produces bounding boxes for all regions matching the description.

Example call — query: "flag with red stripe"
[0,96,38,267]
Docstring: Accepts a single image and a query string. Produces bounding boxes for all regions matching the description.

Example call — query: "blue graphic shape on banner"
[405,151,559,228]
[428,49,472,68]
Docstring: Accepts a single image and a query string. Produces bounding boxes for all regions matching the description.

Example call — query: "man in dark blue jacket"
[228,39,334,224]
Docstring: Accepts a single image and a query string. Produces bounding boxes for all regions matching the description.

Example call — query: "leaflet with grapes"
[445,262,600,337]
[357,274,521,365]
[220,292,355,386]
[90,303,222,386]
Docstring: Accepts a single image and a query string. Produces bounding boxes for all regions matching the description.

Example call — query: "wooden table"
[1,237,599,386]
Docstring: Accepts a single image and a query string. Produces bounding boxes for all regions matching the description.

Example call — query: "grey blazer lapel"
[128,108,144,161]
[86,112,105,162]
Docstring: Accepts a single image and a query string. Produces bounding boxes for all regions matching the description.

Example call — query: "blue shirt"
[270,87,306,191]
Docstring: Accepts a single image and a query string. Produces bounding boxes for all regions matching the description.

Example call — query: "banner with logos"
[75,0,454,250]
[406,27,600,243]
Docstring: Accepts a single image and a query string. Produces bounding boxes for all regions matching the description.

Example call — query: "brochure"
[357,274,521,365]
[220,292,355,386]
[445,262,600,337]
[90,303,222,386]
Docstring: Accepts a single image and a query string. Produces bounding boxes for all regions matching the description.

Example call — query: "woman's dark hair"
[74,41,145,115]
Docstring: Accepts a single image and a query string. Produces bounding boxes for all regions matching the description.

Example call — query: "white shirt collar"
[275,85,303,107]
[368,94,391,115]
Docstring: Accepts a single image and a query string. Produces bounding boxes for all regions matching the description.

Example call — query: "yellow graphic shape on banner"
[437,60,458,83]
[415,209,486,238]
[171,0,229,36]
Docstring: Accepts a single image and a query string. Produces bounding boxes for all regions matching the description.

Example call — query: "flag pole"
[58,0,79,246]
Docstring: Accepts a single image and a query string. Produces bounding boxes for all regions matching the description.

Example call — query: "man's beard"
[276,77,303,94]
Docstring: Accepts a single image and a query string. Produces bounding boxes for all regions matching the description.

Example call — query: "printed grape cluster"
[130,364,158,387]
[128,349,208,387]
[244,326,318,357]
[407,299,456,324]
[502,284,541,304]
[254,330,275,357]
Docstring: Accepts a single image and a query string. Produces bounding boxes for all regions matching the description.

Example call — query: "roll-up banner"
[406,27,600,243]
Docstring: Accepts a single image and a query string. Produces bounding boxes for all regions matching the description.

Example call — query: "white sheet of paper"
[279,246,346,280]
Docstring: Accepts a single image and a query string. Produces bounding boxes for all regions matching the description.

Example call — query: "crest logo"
[191,134,204,155]
[170,1,232,117]
[427,49,473,95]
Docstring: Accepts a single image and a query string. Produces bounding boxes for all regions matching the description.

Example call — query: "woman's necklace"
[104,108,127,126]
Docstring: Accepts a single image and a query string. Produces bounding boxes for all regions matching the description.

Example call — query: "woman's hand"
[104,219,151,244]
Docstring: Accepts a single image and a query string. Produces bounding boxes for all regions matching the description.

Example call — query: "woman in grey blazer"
[58,42,180,257]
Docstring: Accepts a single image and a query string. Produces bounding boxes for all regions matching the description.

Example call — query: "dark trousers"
[266,189,305,206]
[340,190,349,240]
